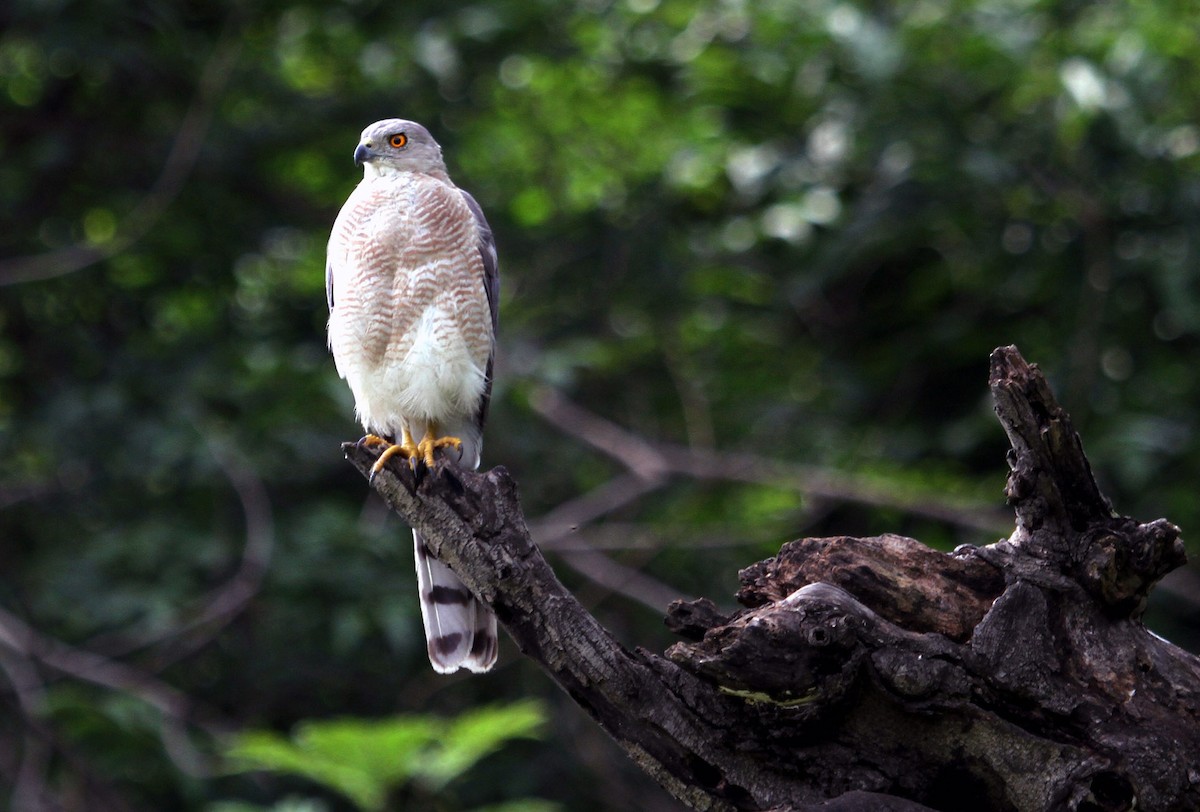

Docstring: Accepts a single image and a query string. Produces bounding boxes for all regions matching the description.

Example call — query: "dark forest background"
[3,1,1199,810]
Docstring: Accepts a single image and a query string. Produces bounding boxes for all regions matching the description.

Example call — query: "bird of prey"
[326,119,499,674]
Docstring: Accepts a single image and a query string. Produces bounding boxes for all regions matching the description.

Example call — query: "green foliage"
[222,702,548,811]
[414,700,547,791]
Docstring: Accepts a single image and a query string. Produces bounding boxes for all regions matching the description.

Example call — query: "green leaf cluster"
[222,701,549,811]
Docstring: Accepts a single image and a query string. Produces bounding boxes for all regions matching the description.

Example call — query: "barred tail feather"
[413,531,497,673]
[464,604,498,674]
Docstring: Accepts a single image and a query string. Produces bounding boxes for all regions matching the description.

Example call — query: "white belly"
[334,304,488,436]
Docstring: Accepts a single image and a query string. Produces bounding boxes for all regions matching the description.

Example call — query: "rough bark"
[342,346,1199,812]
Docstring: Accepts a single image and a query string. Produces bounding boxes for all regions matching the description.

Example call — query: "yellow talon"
[367,429,421,477]
[366,428,461,476]
[417,434,462,468]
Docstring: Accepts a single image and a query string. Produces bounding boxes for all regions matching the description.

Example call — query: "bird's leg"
[368,428,422,477]
[415,423,463,469]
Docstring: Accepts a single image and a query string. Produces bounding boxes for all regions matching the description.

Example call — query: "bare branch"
[0,606,230,738]
[340,445,752,811]
[0,480,57,512]
[530,472,665,540]
[555,549,687,613]
[527,470,685,612]
[0,647,51,812]
[529,386,1011,536]
[539,522,772,552]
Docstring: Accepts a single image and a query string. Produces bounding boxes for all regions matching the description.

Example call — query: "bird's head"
[354,119,447,179]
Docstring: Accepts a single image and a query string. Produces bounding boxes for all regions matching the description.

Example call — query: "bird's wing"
[460,189,499,432]
[325,257,335,311]
[460,189,499,335]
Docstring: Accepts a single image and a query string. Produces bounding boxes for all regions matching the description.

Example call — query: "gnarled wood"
[343,346,1199,812]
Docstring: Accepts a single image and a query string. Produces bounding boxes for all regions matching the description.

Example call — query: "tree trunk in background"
[343,346,1199,812]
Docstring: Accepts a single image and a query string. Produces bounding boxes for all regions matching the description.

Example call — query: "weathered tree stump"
[343,346,1198,812]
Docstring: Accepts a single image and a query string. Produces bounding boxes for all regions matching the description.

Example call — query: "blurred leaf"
[415,699,548,791]
[224,716,438,810]
[223,702,548,810]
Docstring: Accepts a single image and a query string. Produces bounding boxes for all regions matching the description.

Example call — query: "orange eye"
[389,133,408,148]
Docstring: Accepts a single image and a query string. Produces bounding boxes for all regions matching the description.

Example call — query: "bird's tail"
[413,530,497,673]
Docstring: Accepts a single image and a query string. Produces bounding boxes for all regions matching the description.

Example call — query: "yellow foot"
[416,435,462,469]
[368,434,421,478]
[364,430,463,477]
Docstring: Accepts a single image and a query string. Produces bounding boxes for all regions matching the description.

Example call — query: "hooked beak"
[353,142,373,167]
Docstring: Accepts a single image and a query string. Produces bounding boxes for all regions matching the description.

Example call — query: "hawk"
[326,119,499,674]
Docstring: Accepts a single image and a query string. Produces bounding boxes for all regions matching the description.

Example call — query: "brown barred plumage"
[327,119,499,674]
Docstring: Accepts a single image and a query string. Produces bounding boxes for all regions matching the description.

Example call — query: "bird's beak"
[353,142,373,167]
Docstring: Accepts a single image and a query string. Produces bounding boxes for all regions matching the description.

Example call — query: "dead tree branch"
[344,346,1198,812]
